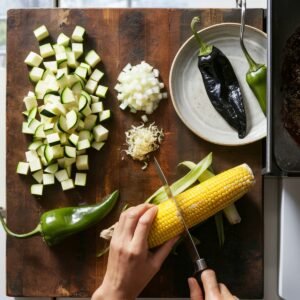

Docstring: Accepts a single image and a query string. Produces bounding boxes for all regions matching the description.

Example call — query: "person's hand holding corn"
[92,203,237,300]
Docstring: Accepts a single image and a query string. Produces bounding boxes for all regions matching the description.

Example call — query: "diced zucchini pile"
[18,25,110,196]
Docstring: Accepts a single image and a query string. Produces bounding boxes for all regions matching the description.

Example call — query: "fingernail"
[148,205,158,211]
[153,207,159,214]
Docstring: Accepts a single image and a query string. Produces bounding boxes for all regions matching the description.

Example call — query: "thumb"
[188,277,204,300]
[201,269,220,297]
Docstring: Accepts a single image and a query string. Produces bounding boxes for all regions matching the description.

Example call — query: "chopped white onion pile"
[115,61,167,114]
[125,123,164,164]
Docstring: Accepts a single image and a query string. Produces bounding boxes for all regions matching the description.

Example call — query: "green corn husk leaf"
[122,204,129,212]
[96,246,110,258]
[179,161,215,182]
[145,152,212,205]
[214,212,225,247]
[223,205,241,224]
[179,161,225,247]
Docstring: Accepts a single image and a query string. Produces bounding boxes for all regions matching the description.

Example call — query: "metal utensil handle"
[239,0,249,55]
[194,258,208,285]
[193,258,208,294]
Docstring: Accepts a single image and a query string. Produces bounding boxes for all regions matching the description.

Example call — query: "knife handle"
[193,258,208,288]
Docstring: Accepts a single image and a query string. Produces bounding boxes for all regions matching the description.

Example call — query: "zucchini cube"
[85,79,97,94]
[99,110,111,122]
[23,95,37,111]
[75,66,88,79]
[65,146,77,158]
[53,44,65,54]
[72,43,83,59]
[91,101,103,113]
[91,95,100,103]
[76,155,89,170]
[96,85,108,98]
[39,43,55,58]
[93,124,108,142]
[77,139,91,151]
[44,163,58,174]
[55,169,69,182]
[61,87,76,104]
[33,25,49,41]
[22,122,34,135]
[32,170,43,183]
[31,184,44,196]
[92,141,105,151]
[83,114,97,130]
[80,62,92,75]
[16,162,30,175]
[66,110,78,130]
[43,61,58,73]
[55,52,68,64]
[85,50,101,68]
[28,118,41,132]
[29,67,44,82]
[61,179,75,191]
[24,51,43,67]
[90,69,104,83]
[29,157,42,172]
[69,133,79,146]
[72,26,85,42]
[67,51,78,68]
[46,133,60,146]
[75,173,87,186]
[43,173,55,185]
[57,33,70,46]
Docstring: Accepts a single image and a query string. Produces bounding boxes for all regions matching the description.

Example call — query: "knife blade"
[153,157,208,279]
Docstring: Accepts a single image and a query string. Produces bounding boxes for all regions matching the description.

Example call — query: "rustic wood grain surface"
[6,9,263,298]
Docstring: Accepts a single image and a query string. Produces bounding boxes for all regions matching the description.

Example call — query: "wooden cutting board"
[6,9,263,298]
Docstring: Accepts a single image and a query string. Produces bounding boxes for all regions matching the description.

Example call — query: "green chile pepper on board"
[191,17,247,139]
[0,190,119,246]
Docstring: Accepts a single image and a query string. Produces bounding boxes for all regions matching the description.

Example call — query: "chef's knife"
[153,157,208,283]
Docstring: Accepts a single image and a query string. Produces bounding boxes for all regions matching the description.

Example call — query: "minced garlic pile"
[124,123,164,165]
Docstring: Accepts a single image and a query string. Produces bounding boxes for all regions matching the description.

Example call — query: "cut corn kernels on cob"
[148,163,254,248]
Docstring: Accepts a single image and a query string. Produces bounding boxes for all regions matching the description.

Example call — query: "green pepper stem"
[0,214,41,238]
[191,17,213,56]
[241,42,261,72]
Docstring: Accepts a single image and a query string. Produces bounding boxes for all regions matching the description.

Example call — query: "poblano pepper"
[0,190,119,246]
[191,17,247,139]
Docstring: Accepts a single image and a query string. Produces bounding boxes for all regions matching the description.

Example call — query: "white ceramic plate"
[170,23,267,146]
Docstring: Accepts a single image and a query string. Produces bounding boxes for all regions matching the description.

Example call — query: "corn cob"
[148,163,255,248]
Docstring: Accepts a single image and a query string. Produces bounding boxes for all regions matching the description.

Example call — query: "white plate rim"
[169,22,267,146]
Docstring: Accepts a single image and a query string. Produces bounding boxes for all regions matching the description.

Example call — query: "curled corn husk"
[100,223,116,240]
